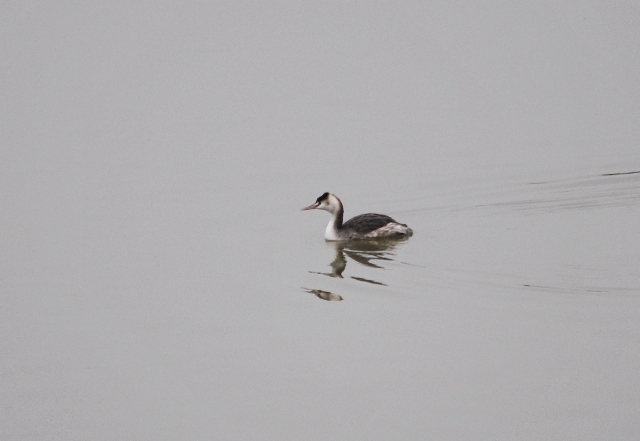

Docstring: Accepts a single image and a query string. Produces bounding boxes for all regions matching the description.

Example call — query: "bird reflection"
[304,237,409,300]
[302,288,343,301]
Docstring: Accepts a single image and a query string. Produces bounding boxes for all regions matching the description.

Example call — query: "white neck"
[324,214,340,241]
[318,193,344,241]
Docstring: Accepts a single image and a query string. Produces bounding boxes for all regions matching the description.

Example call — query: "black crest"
[316,192,330,203]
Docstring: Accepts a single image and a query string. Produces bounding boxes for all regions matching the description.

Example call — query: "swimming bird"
[302,192,413,241]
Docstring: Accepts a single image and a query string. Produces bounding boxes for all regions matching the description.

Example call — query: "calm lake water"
[2,3,639,440]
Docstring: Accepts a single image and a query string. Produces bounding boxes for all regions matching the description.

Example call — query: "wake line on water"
[396,170,640,217]
[602,170,640,176]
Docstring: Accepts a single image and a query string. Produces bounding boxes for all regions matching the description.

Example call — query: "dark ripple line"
[602,170,640,176]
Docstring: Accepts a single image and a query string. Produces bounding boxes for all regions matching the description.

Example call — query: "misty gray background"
[1,2,639,440]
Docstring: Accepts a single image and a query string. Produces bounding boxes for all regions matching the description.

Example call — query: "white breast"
[324,222,340,241]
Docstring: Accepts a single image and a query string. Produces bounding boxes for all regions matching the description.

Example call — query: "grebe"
[302,192,413,241]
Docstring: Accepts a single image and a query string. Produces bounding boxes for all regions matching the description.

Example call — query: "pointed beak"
[301,202,320,211]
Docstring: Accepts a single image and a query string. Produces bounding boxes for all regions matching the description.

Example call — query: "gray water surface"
[2,3,639,440]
